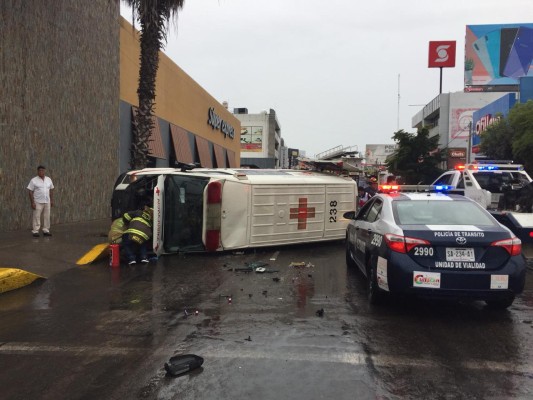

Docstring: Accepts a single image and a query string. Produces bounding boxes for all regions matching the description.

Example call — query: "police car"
[344,189,527,308]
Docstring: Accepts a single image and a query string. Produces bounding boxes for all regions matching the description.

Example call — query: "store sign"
[475,114,501,135]
[428,41,456,68]
[207,107,235,139]
[449,148,466,158]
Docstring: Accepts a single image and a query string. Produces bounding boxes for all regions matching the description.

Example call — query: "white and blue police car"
[344,188,526,308]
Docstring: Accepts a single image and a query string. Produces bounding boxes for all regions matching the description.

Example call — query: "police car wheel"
[345,239,356,268]
[485,296,515,310]
[367,257,384,305]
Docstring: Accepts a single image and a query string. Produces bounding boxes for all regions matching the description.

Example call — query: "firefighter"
[121,205,154,265]
[359,176,379,207]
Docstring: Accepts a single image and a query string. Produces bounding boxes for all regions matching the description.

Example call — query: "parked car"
[344,190,527,308]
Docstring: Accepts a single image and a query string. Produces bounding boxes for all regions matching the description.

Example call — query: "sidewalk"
[0,219,111,280]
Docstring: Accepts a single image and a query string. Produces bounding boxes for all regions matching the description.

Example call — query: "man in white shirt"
[27,165,55,237]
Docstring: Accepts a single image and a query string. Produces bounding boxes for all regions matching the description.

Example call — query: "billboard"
[365,144,398,165]
[465,24,533,89]
[240,126,263,152]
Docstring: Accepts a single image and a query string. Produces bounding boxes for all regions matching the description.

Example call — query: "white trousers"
[32,202,51,233]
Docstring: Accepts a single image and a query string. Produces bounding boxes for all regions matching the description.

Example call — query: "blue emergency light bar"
[459,162,524,171]
[433,185,454,191]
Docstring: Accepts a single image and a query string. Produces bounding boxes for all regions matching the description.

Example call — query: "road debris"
[230,261,279,274]
[183,309,199,318]
[289,261,315,268]
[164,354,204,377]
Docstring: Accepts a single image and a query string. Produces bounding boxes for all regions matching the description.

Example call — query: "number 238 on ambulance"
[111,168,357,255]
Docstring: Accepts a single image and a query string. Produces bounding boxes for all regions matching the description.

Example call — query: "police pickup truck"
[402,161,533,251]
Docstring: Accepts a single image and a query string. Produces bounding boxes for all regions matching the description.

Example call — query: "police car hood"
[398,223,514,270]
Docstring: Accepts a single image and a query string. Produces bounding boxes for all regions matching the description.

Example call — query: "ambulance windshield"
[163,175,209,252]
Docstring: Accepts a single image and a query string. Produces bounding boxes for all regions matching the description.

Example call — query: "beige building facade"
[119,18,241,171]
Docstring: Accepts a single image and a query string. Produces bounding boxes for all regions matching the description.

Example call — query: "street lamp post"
[467,121,472,164]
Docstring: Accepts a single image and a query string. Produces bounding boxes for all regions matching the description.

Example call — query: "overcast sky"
[120,0,531,158]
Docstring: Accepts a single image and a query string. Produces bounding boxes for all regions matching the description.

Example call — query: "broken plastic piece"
[164,354,204,377]
[289,262,306,267]
[249,261,269,270]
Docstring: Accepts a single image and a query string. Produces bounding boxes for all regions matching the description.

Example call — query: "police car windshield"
[394,200,497,226]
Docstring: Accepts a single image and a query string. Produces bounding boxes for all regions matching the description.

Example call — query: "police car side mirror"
[343,211,356,220]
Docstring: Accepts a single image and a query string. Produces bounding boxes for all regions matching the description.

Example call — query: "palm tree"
[123,0,186,169]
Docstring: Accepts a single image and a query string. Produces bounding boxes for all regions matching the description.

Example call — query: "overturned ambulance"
[111,168,357,255]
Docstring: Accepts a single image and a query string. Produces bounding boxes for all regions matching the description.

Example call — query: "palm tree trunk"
[125,0,185,169]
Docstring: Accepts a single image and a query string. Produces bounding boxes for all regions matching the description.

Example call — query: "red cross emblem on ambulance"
[290,198,315,229]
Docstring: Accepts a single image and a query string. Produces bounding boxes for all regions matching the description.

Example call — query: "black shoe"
[43,232,52,237]
[32,233,40,238]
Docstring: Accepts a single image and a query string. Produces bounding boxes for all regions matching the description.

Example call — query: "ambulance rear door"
[219,180,251,250]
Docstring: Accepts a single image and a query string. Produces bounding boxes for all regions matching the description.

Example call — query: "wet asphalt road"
[0,241,532,400]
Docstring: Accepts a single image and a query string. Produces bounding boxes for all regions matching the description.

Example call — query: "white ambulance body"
[112,168,357,254]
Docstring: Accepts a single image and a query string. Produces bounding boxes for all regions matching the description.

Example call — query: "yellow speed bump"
[76,243,109,265]
[0,268,45,294]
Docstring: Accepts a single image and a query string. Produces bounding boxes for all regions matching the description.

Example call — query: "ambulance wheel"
[367,256,385,305]
[345,239,356,268]
[485,296,515,310]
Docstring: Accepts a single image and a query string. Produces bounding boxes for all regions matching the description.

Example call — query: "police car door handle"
[367,229,372,233]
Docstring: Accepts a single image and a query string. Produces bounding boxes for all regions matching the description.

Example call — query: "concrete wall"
[446,92,505,149]
[0,0,120,231]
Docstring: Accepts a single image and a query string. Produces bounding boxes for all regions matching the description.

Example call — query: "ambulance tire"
[367,256,385,305]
